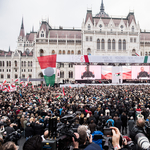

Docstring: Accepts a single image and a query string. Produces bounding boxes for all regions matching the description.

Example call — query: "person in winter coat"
[121,112,128,134]
[128,116,135,136]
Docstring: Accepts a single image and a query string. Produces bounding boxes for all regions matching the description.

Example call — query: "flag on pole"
[135,53,139,56]
[37,55,57,86]
[63,87,65,96]
[0,85,2,90]
[27,76,29,82]
[20,81,23,84]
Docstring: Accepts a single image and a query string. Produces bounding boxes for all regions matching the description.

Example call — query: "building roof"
[28,51,33,56]
[6,51,12,57]
[19,18,25,38]
[26,32,35,42]
[49,29,81,39]
[140,32,150,41]
[22,51,26,56]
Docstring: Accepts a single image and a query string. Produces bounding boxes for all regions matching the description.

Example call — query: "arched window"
[26,49,29,55]
[108,39,111,50]
[141,52,142,56]
[29,74,32,78]
[123,40,126,50]
[3,61,5,67]
[145,52,148,56]
[60,71,64,78]
[39,49,44,56]
[101,39,105,50]
[7,74,10,79]
[9,61,11,67]
[63,50,65,55]
[112,39,115,50]
[1,74,4,79]
[59,50,62,54]
[78,50,81,55]
[87,48,91,55]
[118,39,122,50]
[52,50,55,54]
[24,61,26,67]
[69,71,73,78]
[31,61,32,67]
[97,39,100,50]
[22,74,25,78]
[7,61,8,67]
[132,26,134,32]
[67,50,70,54]
[71,50,74,54]
[0,61,2,66]
[28,61,30,67]
[14,61,17,67]
[15,74,18,79]
[88,24,91,30]
[149,52,150,56]
[21,61,23,67]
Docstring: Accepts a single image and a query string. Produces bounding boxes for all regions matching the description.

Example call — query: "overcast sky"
[0,0,149,51]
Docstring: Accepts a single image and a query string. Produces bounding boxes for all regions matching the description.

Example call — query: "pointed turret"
[8,46,10,52]
[95,0,109,18]
[19,17,25,38]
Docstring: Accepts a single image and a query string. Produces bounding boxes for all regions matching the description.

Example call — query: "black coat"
[25,126,34,137]
[114,119,122,130]
[121,115,127,126]
[34,123,44,135]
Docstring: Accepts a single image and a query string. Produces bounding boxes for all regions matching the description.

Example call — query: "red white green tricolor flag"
[37,55,57,86]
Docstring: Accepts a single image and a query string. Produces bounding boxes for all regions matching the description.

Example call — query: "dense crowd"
[0,84,150,150]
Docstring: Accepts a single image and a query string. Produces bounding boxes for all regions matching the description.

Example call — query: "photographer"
[72,125,101,150]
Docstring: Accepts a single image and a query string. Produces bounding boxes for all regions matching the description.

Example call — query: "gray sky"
[0,0,149,51]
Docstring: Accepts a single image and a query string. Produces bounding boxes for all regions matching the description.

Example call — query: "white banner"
[56,55,147,63]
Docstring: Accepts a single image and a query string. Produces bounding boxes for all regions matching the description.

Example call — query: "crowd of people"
[0,84,150,150]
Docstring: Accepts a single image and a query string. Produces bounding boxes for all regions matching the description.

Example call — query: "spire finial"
[32,26,34,32]
[21,17,24,29]
[100,0,104,12]
[9,46,10,52]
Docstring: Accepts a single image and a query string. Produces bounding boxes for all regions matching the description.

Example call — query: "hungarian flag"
[14,79,18,82]
[37,55,57,86]
[115,73,121,76]
[135,53,139,56]
[63,87,65,96]
[3,79,6,85]
[0,85,2,90]
[56,95,61,99]
[20,81,23,84]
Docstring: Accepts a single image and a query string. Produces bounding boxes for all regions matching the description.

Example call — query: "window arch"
[78,50,81,55]
[112,39,115,50]
[22,74,25,78]
[14,61,17,67]
[69,71,73,78]
[71,50,74,54]
[2,61,4,67]
[59,50,62,54]
[145,52,148,56]
[118,39,122,50]
[24,61,26,67]
[1,74,4,79]
[101,39,105,50]
[52,50,55,54]
[97,39,100,50]
[26,49,29,55]
[29,74,32,78]
[28,61,30,67]
[39,49,44,56]
[60,71,64,78]
[63,50,65,55]
[0,61,2,66]
[31,61,32,67]
[149,52,150,56]
[88,24,91,30]
[108,39,111,50]
[15,74,18,79]
[21,61,23,67]
[7,74,10,79]
[132,26,134,32]
[123,40,126,50]
[67,50,70,55]
[9,61,11,67]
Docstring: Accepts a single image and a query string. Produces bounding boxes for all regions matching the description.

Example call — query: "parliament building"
[0,0,150,85]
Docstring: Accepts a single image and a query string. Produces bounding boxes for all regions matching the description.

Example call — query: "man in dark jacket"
[5,123,15,136]
[33,121,44,135]
[114,117,122,132]
[121,112,127,134]
[128,116,135,136]
[88,119,96,134]
[25,123,34,140]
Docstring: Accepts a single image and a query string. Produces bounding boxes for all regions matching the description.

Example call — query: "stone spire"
[100,0,104,12]
[19,17,25,38]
